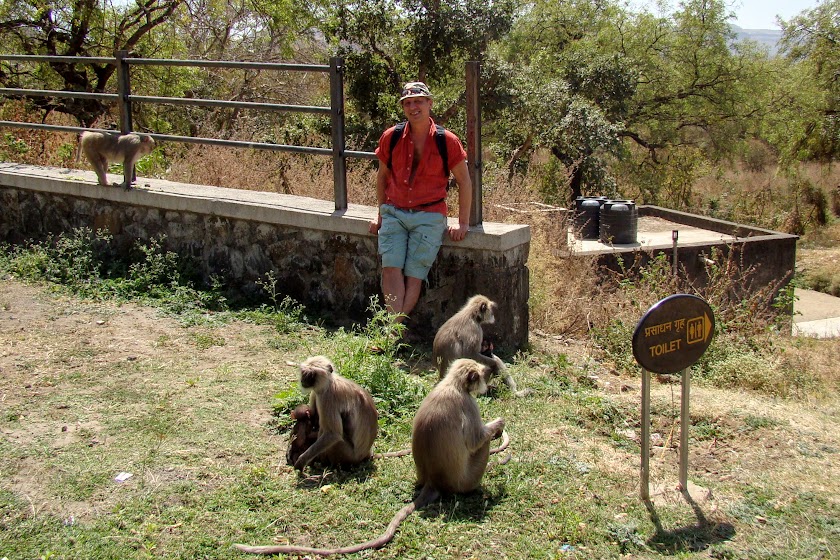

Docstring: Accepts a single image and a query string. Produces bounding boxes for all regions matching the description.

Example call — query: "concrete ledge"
[792,318,840,338]
[0,163,529,252]
[640,205,791,238]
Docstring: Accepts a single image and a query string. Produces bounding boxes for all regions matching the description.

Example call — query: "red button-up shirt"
[375,118,467,216]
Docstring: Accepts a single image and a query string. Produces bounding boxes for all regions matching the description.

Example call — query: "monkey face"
[299,356,334,392]
[472,368,490,395]
[470,296,497,325]
[300,369,319,390]
[447,359,490,395]
[484,302,498,325]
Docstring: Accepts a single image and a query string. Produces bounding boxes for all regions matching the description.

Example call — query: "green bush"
[0,228,227,314]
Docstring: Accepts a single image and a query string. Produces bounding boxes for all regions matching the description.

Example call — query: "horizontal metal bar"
[0,54,330,73]
[0,88,116,101]
[0,91,328,114]
[128,94,330,114]
[344,150,378,161]
[0,122,337,156]
[146,132,334,156]
[0,54,114,64]
[0,122,379,160]
[126,58,330,72]
[0,122,113,135]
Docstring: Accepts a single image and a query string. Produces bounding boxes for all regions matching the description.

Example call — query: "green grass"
[0,231,838,559]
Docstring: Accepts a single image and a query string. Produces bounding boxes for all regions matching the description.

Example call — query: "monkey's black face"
[300,369,319,389]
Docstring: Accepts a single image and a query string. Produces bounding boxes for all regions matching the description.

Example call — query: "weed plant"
[0,227,227,316]
[240,271,312,334]
[588,249,818,397]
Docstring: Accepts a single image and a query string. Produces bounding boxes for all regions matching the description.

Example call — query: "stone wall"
[0,163,531,349]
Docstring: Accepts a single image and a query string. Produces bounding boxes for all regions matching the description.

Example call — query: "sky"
[732,0,821,29]
[638,0,823,30]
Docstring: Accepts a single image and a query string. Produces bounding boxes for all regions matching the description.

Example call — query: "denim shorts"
[378,204,447,280]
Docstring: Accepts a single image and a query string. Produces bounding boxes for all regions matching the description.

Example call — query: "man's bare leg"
[382,266,407,319]
[381,268,423,324]
[401,276,423,320]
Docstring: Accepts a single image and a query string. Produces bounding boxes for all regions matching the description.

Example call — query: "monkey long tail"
[489,430,510,455]
[232,485,441,557]
[372,448,411,459]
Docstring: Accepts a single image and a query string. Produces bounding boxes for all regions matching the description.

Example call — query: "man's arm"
[448,160,472,242]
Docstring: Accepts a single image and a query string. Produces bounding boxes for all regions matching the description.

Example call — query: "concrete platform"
[569,216,738,251]
[793,288,840,338]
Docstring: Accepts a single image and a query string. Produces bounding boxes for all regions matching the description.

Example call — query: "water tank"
[574,197,602,240]
[599,199,638,244]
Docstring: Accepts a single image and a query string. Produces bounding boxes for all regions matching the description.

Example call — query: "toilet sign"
[632,294,714,374]
[633,294,715,500]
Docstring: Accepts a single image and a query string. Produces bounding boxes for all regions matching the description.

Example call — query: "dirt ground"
[0,279,288,394]
[2,275,839,529]
[0,278,294,520]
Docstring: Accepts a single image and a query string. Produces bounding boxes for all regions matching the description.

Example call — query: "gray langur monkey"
[291,355,378,471]
[79,131,155,189]
[412,358,506,493]
[432,294,531,397]
[233,358,507,556]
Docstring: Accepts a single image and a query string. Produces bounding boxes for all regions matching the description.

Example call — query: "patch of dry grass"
[797,222,840,296]
[693,161,840,234]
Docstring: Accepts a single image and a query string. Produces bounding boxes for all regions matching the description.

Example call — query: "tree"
[491,0,769,205]
[622,0,758,157]
[612,0,767,206]
[779,0,840,161]
[144,0,330,140]
[323,0,517,141]
[0,0,182,126]
[495,0,638,201]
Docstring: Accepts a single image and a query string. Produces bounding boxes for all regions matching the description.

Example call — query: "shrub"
[592,248,798,396]
[694,335,818,398]
[0,228,227,314]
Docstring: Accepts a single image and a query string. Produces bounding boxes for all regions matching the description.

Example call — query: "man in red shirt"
[369,82,473,326]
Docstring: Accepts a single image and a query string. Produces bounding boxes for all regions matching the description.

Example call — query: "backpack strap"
[434,124,449,178]
[386,121,449,178]
[386,121,408,171]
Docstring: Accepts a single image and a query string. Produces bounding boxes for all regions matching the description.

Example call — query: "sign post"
[632,294,714,500]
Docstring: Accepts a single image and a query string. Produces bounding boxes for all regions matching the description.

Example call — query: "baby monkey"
[80,131,155,189]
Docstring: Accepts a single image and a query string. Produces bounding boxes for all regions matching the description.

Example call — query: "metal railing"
[0,53,482,222]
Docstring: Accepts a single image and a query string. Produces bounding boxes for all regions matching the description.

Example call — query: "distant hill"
[731,24,783,54]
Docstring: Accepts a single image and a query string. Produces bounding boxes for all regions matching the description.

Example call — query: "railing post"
[330,57,348,211]
[465,61,482,226]
[115,50,132,134]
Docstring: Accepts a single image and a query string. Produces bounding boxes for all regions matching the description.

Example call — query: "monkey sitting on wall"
[234,358,507,556]
[290,355,378,471]
[80,131,155,189]
[432,294,531,397]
